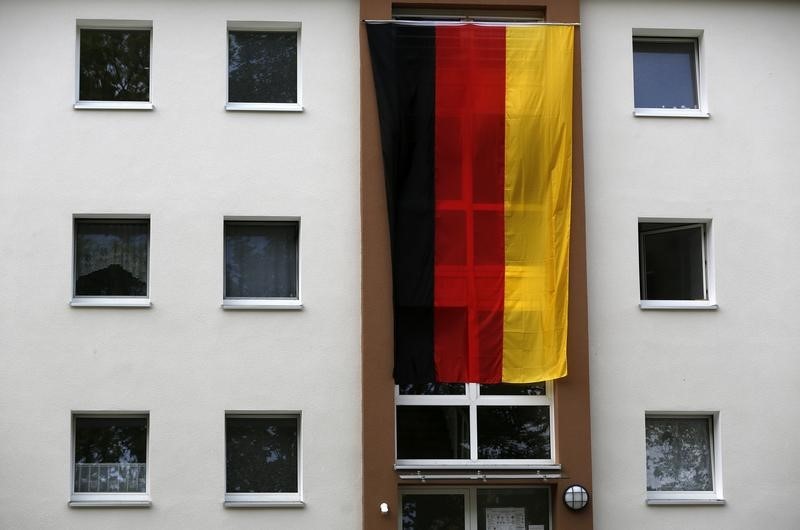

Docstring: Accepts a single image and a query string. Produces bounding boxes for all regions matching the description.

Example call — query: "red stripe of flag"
[434,25,506,382]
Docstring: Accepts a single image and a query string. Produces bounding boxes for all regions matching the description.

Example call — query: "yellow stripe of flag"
[503,26,573,383]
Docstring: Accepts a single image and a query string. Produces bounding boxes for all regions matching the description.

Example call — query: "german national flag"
[367,23,573,384]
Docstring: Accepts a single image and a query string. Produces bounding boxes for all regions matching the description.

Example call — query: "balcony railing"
[74,462,146,493]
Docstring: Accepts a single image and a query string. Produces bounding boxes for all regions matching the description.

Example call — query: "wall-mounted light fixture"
[379,502,390,514]
[563,484,590,511]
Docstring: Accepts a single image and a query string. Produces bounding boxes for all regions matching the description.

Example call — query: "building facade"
[582,0,800,528]
[0,0,361,528]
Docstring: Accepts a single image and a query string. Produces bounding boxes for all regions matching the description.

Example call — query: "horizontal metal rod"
[398,473,563,481]
[363,20,580,27]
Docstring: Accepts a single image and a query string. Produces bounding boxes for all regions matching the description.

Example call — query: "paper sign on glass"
[486,507,526,530]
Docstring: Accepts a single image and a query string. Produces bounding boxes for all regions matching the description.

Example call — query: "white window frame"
[398,486,552,530]
[632,29,708,118]
[69,411,151,508]
[395,383,556,470]
[70,214,151,308]
[223,411,304,508]
[638,218,717,310]
[225,21,303,112]
[222,216,303,310]
[74,19,154,110]
[645,412,724,505]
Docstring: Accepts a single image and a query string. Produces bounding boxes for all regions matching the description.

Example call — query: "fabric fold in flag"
[367,22,573,384]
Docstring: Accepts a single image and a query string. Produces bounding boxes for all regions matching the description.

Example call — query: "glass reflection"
[224,221,298,298]
[646,417,712,491]
[402,493,465,530]
[79,29,150,101]
[477,488,550,530]
[477,406,550,459]
[479,383,545,396]
[74,220,149,296]
[399,383,466,395]
[228,31,298,103]
[396,406,469,459]
[633,39,698,109]
[226,417,298,493]
[74,416,147,493]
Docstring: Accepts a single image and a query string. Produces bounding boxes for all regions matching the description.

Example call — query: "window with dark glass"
[646,416,714,492]
[224,220,299,299]
[401,492,466,530]
[228,29,298,104]
[639,222,707,301]
[633,38,698,110]
[225,415,299,495]
[395,383,552,464]
[73,416,148,495]
[74,218,149,297]
[78,27,151,102]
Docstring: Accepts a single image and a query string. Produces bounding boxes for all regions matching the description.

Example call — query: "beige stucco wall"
[0,0,361,528]
[582,1,800,528]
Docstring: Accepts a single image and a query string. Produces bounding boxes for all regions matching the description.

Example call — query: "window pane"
[479,383,545,396]
[640,225,705,300]
[477,406,550,459]
[79,29,150,101]
[225,221,298,298]
[226,416,298,493]
[477,488,550,530]
[646,417,713,491]
[228,31,298,103]
[396,406,470,459]
[74,220,149,296]
[73,417,147,493]
[402,493,465,530]
[633,39,698,109]
[399,383,466,395]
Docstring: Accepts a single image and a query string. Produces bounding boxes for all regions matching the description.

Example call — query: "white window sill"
[71,298,151,308]
[224,500,305,508]
[224,493,304,507]
[640,300,718,310]
[222,299,303,310]
[74,101,154,110]
[647,497,725,506]
[225,102,304,112]
[634,108,709,118]
[69,496,151,508]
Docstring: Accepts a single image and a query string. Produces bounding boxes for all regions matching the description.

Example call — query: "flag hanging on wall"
[367,22,573,384]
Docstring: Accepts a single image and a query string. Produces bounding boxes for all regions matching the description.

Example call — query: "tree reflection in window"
[228,30,298,103]
[79,29,150,101]
[646,416,713,491]
[402,493,465,530]
[73,416,147,493]
[477,406,550,459]
[225,416,298,493]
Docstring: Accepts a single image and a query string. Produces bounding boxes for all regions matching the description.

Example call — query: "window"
[395,383,554,468]
[632,30,706,117]
[226,22,302,111]
[70,414,149,507]
[645,414,723,504]
[223,218,301,309]
[638,220,716,309]
[75,20,153,110]
[224,414,302,506]
[71,216,150,307]
[400,487,551,529]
